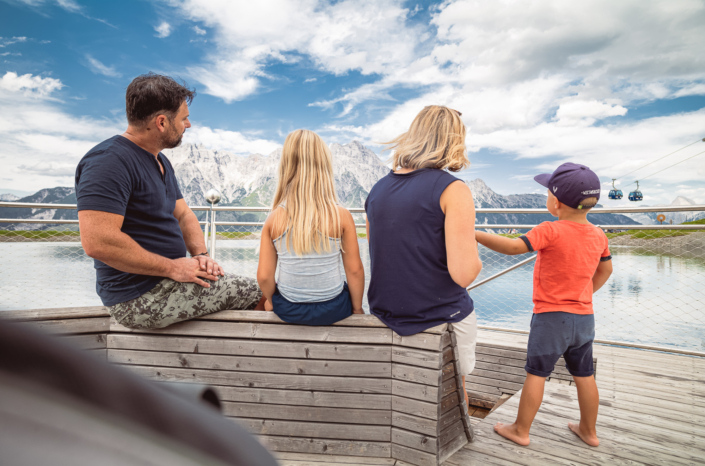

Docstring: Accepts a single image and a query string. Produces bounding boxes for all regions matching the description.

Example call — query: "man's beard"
[160,124,183,149]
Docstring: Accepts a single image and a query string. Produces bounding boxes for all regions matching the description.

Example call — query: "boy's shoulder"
[526,220,606,252]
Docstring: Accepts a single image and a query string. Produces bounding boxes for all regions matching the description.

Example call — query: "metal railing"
[1,201,704,355]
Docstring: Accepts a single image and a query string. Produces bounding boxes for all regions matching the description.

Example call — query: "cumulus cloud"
[192,26,206,35]
[183,125,280,156]
[0,71,280,191]
[155,21,172,38]
[0,72,123,190]
[165,0,421,102]
[0,71,63,97]
[85,55,121,78]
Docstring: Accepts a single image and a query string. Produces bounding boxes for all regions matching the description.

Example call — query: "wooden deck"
[276,330,705,466]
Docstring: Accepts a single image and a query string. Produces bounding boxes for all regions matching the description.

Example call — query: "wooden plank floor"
[275,330,705,466]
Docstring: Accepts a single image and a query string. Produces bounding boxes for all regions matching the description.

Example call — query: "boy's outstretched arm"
[475,231,530,256]
[592,259,613,293]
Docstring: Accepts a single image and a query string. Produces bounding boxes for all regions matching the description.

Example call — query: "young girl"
[256,129,365,324]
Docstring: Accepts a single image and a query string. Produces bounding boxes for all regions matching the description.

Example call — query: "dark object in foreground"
[0,320,278,466]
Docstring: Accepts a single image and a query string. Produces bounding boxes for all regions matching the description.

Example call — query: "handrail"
[3,201,705,214]
[467,254,538,291]
[2,218,705,230]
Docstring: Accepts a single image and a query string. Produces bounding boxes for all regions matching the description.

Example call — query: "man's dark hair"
[126,72,195,126]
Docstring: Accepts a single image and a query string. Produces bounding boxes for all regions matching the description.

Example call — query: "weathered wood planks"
[108,333,391,362]
[0,306,108,321]
[111,318,393,344]
[107,349,391,378]
[107,311,474,465]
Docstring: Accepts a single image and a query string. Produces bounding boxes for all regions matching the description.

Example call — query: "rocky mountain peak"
[0,193,20,201]
[671,196,696,206]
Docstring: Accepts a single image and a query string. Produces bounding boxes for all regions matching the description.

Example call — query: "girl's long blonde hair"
[271,129,341,256]
[384,105,470,172]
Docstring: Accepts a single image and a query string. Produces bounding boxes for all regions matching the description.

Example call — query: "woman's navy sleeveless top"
[365,168,474,336]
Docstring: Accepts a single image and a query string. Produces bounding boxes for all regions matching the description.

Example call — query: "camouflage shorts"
[109,275,263,330]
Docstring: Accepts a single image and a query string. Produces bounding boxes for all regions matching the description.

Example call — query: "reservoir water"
[1,240,703,351]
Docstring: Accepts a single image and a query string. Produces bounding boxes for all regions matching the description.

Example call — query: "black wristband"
[193,252,209,257]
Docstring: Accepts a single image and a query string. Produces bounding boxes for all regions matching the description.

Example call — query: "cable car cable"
[614,137,704,181]
[636,149,705,182]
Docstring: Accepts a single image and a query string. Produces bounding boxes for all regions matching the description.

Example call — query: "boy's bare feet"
[568,422,600,447]
[494,422,530,446]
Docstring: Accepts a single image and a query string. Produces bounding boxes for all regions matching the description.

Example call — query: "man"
[76,73,264,329]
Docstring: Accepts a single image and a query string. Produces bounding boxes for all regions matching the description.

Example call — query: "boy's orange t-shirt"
[522,220,611,315]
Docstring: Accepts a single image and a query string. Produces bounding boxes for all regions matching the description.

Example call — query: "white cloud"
[0,71,280,192]
[674,84,705,98]
[304,77,317,83]
[0,72,123,190]
[192,26,206,35]
[555,100,628,126]
[155,21,172,38]
[55,0,81,12]
[12,0,116,26]
[166,0,421,102]
[84,55,121,78]
[0,71,63,97]
[0,36,28,47]
[183,125,280,156]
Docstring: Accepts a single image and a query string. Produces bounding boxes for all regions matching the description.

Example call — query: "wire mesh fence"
[1,204,704,353]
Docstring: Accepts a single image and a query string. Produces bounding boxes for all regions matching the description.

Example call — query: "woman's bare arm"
[440,181,482,288]
[340,207,365,314]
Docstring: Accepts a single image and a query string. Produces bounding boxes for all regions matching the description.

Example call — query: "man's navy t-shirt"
[75,135,187,306]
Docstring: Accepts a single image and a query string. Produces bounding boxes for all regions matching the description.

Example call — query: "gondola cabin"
[608,179,623,200]
[628,181,643,202]
[608,189,623,200]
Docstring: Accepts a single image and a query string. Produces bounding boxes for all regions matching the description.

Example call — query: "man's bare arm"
[174,199,207,255]
[79,210,217,287]
[173,199,224,276]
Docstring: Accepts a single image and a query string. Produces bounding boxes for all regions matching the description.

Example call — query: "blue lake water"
[1,240,703,351]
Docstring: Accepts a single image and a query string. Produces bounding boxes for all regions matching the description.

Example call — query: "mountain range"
[1,141,640,228]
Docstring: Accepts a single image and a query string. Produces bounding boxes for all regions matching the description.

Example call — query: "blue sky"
[1,0,705,205]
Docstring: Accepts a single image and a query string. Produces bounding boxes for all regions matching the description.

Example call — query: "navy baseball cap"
[534,163,601,209]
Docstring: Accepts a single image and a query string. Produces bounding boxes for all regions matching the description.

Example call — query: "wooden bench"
[4,308,474,466]
[2,306,109,359]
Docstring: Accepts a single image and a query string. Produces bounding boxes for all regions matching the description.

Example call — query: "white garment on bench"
[452,312,477,376]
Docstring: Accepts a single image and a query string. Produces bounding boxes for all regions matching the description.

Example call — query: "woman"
[365,105,482,403]
[257,129,365,325]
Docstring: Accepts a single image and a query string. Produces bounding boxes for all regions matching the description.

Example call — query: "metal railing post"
[204,189,221,261]
[209,207,217,261]
[203,215,210,250]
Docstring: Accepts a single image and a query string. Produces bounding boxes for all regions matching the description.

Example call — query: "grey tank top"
[274,231,345,303]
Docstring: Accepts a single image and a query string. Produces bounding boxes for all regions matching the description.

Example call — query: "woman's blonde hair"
[271,129,341,256]
[384,105,469,172]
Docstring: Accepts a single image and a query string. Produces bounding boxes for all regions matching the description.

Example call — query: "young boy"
[475,162,613,447]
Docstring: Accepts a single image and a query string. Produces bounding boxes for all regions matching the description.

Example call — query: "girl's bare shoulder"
[268,206,288,239]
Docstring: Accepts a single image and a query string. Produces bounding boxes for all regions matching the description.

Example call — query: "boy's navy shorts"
[525,311,595,378]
